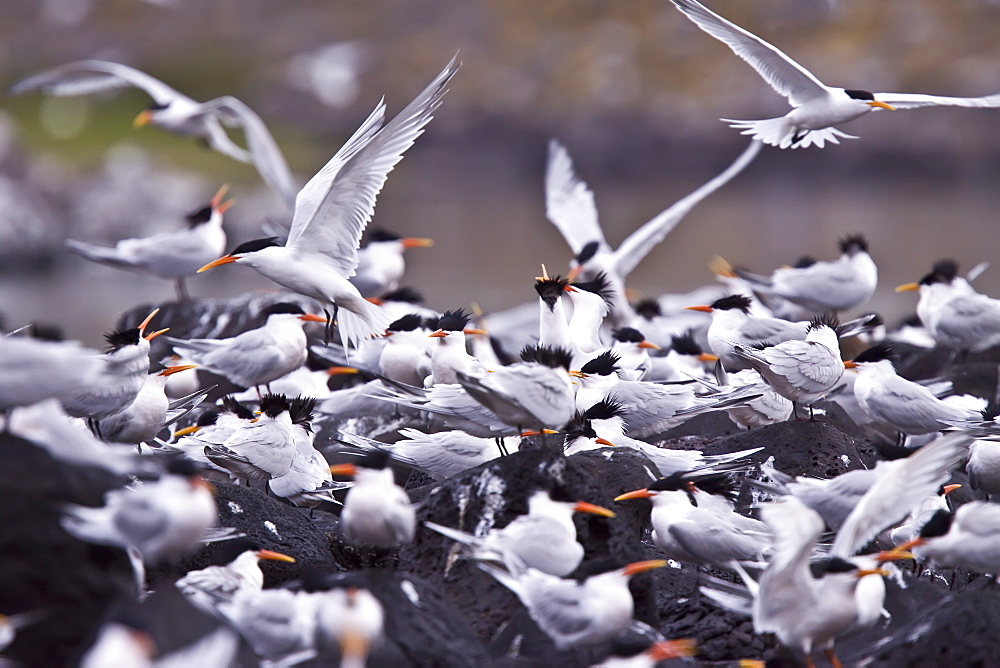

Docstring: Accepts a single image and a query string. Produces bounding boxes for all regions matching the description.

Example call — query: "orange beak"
[428,330,448,338]
[698,352,719,362]
[566,265,582,282]
[895,282,920,293]
[573,501,616,518]
[160,364,198,377]
[638,341,661,350]
[463,328,488,336]
[255,549,296,563]
[685,305,713,313]
[198,255,239,273]
[622,559,668,576]
[943,484,962,495]
[329,463,358,477]
[144,328,170,341]
[327,366,360,376]
[615,488,655,501]
[299,313,329,323]
[867,100,896,111]
[519,429,559,437]
[856,567,891,578]
[402,237,434,249]
[844,360,858,369]
[878,537,926,561]
[210,184,236,214]
[173,424,201,437]
[138,308,161,335]
[648,639,697,661]
[594,437,615,446]
[132,109,154,128]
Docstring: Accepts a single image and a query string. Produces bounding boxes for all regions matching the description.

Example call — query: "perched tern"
[425,487,616,576]
[176,538,295,617]
[163,302,326,395]
[669,0,1000,148]
[480,557,668,650]
[349,228,434,298]
[66,186,234,300]
[11,60,297,206]
[198,58,460,350]
[93,362,198,445]
[606,327,660,381]
[329,450,415,548]
[204,393,296,482]
[426,309,488,385]
[717,366,793,429]
[967,436,1000,499]
[268,396,349,507]
[711,235,877,315]
[311,585,385,667]
[0,335,104,412]
[378,314,433,386]
[546,138,761,325]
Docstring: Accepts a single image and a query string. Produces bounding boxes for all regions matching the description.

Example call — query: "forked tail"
[722,117,857,149]
[337,298,392,351]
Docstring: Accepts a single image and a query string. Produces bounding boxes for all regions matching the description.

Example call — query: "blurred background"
[3,0,1000,344]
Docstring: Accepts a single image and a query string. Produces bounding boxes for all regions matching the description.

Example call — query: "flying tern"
[11,60,297,206]
[669,0,1000,148]
[198,58,460,350]
[66,186,234,300]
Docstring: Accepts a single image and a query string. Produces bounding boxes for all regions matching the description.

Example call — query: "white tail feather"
[722,117,858,149]
[337,299,391,351]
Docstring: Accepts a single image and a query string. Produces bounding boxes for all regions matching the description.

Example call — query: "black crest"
[222,396,256,420]
[104,327,141,352]
[632,298,662,320]
[670,330,703,356]
[435,309,471,332]
[166,458,200,477]
[355,449,391,470]
[807,313,840,333]
[573,272,614,306]
[534,276,569,309]
[387,314,424,333]
[585,396,626,421]
[195,410,221,427]
[839,234,869,254]
[580,350,620,376]
[262,302,306,317]
[816,556,858,575]
[230,237,280,256]
[852,342,896,365]
[919,508,954,539]
[548,485,576,504]
[563,412,598,440]
[931,259,959,282]
[576,240,601,265]
[185,205,213,228]
[289,395,317,431]
[980,401,1000,422]
[648,472,698,505]
[844,89,875,101]
[709,295,753,314]
[612,327,645,344]
[382,287,424,304]
[368,228,402,242]
[519,344,573,370]
[692,472,739,501]
[259,393,290,418]
[211,538,262,564]
[793,255,817,269]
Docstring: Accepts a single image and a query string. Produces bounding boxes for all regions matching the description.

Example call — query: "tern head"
[585,396,626,422]
[385,313,425,336]
[534,275,570,310]
[578,350,621,378]
[839,234,869,256]
[132,102,169,128]
[261,302,327,325]
[259,393,291,418]
[898,259,959,292]
[209,538,296,565]
[793,255,817,268]
[222,396,257,420]
[543,487,616,518]
[687,294,752,315]
[186,185,235,227]
[563,413,606,443]
[368,228,434,250]
[612,327,660,350]
[198,237,282,272]
[519,344,573,370]
[569,271,615,307]
[670,331,717,363]
[381,287,425,304]
[845,342,896,370]
[844,89,896,111]
[632,298,662,320]
[104,326,142,353]
[806,313,840,334]
[428,308,473,338]
[289,395,317,432]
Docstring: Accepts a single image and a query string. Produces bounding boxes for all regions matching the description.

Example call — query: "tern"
[204,393,296,482]
[66,186,234,300]
[606,327,660,381]
[329,449,415,548]
[198,58,460,350]
[669,0,1000,149]
[93,362,198,445]
[426,309,488,385]
[11,60,297,206]
[710,235,877,315]
[717,366,793,429]
[163,302,327,396]
[378,314,433,387]
[175,538,295,617]
[349,228,434,298]
[882,503,1000,575]
[480,557,668,650]
[0,335,104,412]
[311,586,385,668]
[425,487,616,576]
[268,396,350,507]
[967,435,1000,500]
[546,138,761,325]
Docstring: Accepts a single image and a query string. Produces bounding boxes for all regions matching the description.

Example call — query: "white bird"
[0,335,104,412]
[329,450,415,548]
[268,396,349,507]
[616,472,770,568]
[221,588,317,662]
[426,309,488,385]
[198,58,460,350]
[204,393,296,482]
[846,342,980,443]
[730,315,844,419]
[669,0,1000,149]
[882,502,1000,575]
[11,60,297,207]
[605,327,660,381]
[717,366,793,429]
[480,557,668,650]
[93,362,198,444]
[349,228,434,298]
[711,235,878,315]
[66,186,234,300]
[378,313,433,387]
[163,303,326,395]
[175,538,295,617]
[546,137,761,326]
[311,586,385,668]
[425,487,616,576]
[967,437,1000,499]
[61,459,218,564]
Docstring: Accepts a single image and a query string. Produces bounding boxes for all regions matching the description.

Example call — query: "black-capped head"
[196,409,221,427]
[534,275,569,309]
[980,401,1000,422]
[585,396,626,421]
[421,315,440,331]
[839,234,869,255]
[355,449,391,470]
[919,508,954,539]
[387,314,424,333]
[210,538,262,564]
[104,326,142,353]
[222,396,256,420]
[576,240,601,265]
[573,558,625,580]
[30,323,65,341]
[259,393,290,418]
[435,309,471,332]
[573,272,614,306]
[793,255,817,269]
[670,330,703,357]
[612,327,645,344]
[229,237,281,256]
[147,102,170,111]
[710,295,753,314]
[262,302,306,318]
[648,471,692,493]
[382,287,424,304]
[289,395,317,431]
[815,556,859,576]
[691,472,738,501]
[807,313,840,333]
[632,298,662,320]
[548,484,576,504]
[368,228,402,243]
[844,89,875,101]
[852,342,896,365]
[166,458,201,477]
[563,412,598,440]
[519,344,573,370]
[148,361,168,375]
[185,205,213,228]
[931,259,960,282]
[580,350,620,376]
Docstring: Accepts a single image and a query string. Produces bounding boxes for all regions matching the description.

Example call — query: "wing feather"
[11,59,187,105]
[545,140,606,256]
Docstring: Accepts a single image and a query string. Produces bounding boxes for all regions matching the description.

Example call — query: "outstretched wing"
[545,139,607,256]
[11,59,188,106]
[877,91,1000,110]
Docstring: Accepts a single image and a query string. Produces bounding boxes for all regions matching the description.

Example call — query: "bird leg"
[808,404,816,421]
[495,437,508,457]
[174,277,190,302]
[896,431,907,448]
[323,306,338,346]
[792,129,808,146]
[823,648,843,668]
[255,386,263,401]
